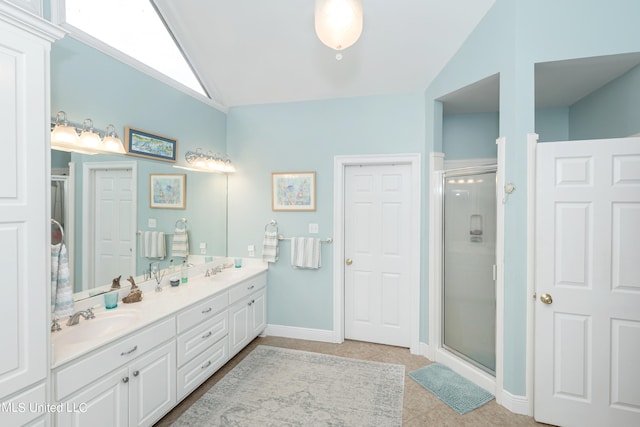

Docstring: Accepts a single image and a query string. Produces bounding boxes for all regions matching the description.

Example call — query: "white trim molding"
[501,390,531,416]
[265,324,339,343]
[525,133,539,417]
[333,153,421,354]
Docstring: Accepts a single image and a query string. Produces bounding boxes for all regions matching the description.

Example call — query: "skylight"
[64,0,207,98]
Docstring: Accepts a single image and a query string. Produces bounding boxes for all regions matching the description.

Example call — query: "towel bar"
[278,235,333,244]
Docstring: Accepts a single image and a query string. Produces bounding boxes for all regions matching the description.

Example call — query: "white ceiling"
[152,0,497,108]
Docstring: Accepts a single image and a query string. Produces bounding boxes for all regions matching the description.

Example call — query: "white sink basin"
[53,309,142,347]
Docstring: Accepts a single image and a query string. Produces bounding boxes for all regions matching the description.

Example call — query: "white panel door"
[344,164,411,347]
[535,137,640,427]
[93,168,134,286]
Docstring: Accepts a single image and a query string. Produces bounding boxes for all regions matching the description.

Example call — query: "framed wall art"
[272,171,316,211]
[125,126,177,162]
[150,174,186,209]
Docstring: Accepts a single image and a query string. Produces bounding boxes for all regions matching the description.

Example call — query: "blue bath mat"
[409,363,494,414]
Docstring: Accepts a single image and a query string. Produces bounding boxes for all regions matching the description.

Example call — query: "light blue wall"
[570,64,640,139]
[426,0,640,395]
[46,0,640,399]
[226,94,425,330]
[51,36,228,283]
[535,108,569,142]
[443,113,499,159]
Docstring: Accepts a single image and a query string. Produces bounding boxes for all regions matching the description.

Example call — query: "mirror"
[51,149,229,301]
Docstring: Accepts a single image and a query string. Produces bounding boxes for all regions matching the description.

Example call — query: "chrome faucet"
[205,265,223,277]
[67,308,95,326]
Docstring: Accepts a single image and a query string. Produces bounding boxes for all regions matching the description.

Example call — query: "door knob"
[540,293,553,305]
[345,258,353,266]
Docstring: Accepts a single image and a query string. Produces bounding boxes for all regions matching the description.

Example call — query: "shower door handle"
[345,258,353,266]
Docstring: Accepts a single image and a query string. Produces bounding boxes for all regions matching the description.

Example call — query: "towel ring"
[265,219,278,232]
[175,218,187,230]
[51,218,64,243]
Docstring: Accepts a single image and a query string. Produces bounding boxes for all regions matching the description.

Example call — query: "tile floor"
[155,336,548,426]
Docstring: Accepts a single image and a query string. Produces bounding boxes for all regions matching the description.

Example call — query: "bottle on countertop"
[181,259,188,283]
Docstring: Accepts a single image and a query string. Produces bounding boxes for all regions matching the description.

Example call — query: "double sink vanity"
[51,260,267,426]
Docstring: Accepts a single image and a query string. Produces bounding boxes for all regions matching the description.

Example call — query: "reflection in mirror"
[51,149,230,302]
[51,172,74,291]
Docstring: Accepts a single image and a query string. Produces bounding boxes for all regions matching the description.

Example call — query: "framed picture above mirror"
[125,126,178,162]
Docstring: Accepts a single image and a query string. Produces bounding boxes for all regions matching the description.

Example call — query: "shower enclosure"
[442,166,497,375]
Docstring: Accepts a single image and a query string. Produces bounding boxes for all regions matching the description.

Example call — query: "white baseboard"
[500,389,531,416]
[265,324,341,343]
[418,342,432,360]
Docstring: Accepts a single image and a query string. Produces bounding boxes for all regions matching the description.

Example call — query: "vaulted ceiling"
[152,0,496,108]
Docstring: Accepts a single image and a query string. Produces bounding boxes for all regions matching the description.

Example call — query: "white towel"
[51,242,74,318]
[140,231,166,259]
[262,231,279,263]
[290,237,321,269]
[171,227,189,258]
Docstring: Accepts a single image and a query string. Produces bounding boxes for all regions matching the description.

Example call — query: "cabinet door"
[55,368,128,427]
[0,14,52,400]
[129,341,176,427]
[250,288,267,337]
[229,300,251,357]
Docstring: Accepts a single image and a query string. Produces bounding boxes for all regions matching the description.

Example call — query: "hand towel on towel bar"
[290,237,321,269]
[171,227,189,258]
[140,231,166,259]
[51,242,74,318]
[262,231,279,263]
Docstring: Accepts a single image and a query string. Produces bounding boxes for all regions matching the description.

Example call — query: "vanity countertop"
[51,262,268,368]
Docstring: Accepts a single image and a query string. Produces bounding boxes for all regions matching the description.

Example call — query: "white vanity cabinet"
[54,318,176,427]
[228,274,267,358]
[176,292,229,400]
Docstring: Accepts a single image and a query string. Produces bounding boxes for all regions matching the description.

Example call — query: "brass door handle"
[540,293,553,305]
[345,258,353,266]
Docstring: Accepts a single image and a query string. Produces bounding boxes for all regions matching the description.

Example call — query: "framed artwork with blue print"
[125,126,178,162]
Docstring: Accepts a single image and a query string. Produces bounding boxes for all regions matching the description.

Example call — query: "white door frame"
[82,161,137,289]
[333,153,421,354]
[428,137,506,405]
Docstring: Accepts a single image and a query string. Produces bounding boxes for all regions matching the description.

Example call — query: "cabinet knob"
[122,377,129,383]
[133,370,139,377]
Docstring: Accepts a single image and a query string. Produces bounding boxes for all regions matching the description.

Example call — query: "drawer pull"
[202,360,212,369]
[202,307,212,314]
[202,331,212,339]
[122,377,129,383]
[120,345,138,356]
[248,285,255,290]
[133,370,139,377]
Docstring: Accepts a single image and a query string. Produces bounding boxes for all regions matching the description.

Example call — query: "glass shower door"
[442,168,496,375]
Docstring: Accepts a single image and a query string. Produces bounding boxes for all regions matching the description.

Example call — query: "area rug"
[172,345,405,426]
[408,363,493,415]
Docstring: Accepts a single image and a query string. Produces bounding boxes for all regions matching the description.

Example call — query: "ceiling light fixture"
[51,111,126,155]
[174,148,236,174]
[315,0,363,53]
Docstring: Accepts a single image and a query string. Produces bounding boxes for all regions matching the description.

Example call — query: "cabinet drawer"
[177,310,228,367]
[177,337,228,401]
[54,317,175,401]
[228,273,266,304]
[177,291,228,334]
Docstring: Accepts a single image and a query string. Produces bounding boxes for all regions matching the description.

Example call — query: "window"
[61,0,207,98]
